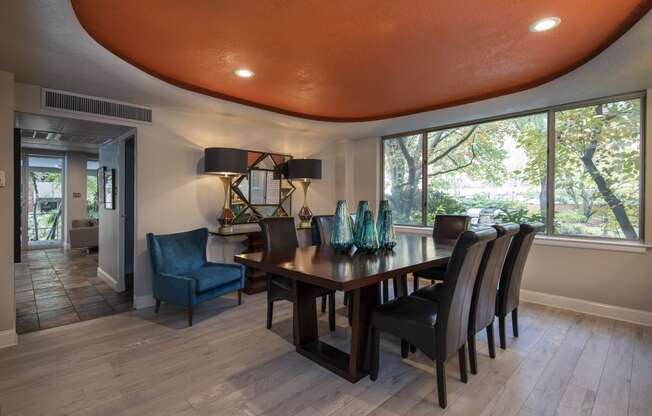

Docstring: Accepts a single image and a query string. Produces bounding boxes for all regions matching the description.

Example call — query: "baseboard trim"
[97,267,119,291]
[521,289,652,327]
[0,329,18,349]
[133,294,156,309]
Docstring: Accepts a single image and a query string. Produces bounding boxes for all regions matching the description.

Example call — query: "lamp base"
[219,224,234,234]
[298,204,313,229]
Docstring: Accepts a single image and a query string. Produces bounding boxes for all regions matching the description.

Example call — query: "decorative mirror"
[230,151,295,224]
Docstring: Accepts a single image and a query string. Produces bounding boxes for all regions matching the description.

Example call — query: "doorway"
[14,112,137,334]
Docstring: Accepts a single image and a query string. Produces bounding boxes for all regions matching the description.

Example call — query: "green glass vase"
[378,210,397,250]
[353,200,370,246]
[376,199,390,236]
[357,210,379,253]
[331,200,354,253]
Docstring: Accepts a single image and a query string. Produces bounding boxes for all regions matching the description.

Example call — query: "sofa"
[69,218,99,250]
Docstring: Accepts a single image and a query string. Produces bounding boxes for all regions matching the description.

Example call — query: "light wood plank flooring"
[1,289,650,416]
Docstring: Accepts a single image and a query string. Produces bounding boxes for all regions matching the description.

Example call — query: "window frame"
[380,91,646,241]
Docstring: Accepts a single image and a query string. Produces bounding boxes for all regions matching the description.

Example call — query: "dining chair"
[368,227,497,408]
[260,217,336,333]
[412,214,470,292]
[495,222,544,349]
[413,223,519,374]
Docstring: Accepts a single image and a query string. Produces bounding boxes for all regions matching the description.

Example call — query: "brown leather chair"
[495,222,544,349]
[414,223,519,374]
[412,214,470,292]
[368,228,497,408]
[260,217,336,333]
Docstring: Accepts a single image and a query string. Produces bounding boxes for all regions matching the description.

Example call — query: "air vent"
[42,88,152,123]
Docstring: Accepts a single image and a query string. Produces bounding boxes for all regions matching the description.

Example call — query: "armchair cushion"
[183,263,243,293]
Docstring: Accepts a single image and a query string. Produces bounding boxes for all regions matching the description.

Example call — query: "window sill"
[394,225,651,254]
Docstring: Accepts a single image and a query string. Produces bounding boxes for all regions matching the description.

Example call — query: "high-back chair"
[495,222,544,349]
[412,214,470,291]
[311,215,335,246]
[368,228,497,408]
[147,228,244,326]
[260,217,336,333]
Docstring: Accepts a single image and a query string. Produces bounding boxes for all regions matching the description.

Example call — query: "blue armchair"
[146,228,244,326]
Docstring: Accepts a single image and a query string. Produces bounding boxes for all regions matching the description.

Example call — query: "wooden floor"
[1,289,651,416]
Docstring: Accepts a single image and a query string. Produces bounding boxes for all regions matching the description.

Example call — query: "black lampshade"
[204,148,248,175]
[287,158,322,180]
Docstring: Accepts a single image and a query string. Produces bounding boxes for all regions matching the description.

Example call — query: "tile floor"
[15,248,133,334]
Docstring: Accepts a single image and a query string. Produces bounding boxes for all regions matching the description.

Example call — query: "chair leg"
[343,292,349,306]
[487,321,496,359]
[512,308,519,337]
[468,334,478,375]
[392,278,399,299]
[400,275,408,297]
[237,289,242,305]
[499,316,507,349]
[188,306,193,327]
[267,300,274,329]
[320,295,327,313]
[155,299,161,313]
[401,340,409,358]
[410,344,416,354]
[328,293,336,332]
[435,359,447,408]
[413,275,419,292]
[382,280,389,303]
[370,327,380,381]
[458,345,468,383]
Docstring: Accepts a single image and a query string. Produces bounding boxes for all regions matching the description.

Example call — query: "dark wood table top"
[234,234,453,291]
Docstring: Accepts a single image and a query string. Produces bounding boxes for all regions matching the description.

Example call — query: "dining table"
[234,233,454,383]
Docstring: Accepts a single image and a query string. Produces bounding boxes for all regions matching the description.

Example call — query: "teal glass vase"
[378,210,397,250]
[357,210,379,253]
[376,200,390,236]
[353,200,370,246]
[331,200,354,253]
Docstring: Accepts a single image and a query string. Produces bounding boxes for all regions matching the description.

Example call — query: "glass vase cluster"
[376,200,390,235]
[377,209,397,250]
[330,200,354,253]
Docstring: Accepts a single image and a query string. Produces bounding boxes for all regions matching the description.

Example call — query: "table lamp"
[205,147,248,233]
[287,158,322,228]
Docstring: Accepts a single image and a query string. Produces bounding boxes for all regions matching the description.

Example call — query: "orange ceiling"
[71,1,652,122]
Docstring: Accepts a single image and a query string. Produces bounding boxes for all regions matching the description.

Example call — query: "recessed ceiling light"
[530,17,561,32]
[234,68,255,78]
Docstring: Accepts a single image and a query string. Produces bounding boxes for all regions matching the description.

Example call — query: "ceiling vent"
[41,88,152,123]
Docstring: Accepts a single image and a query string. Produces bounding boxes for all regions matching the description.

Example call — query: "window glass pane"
[27,156,64,242]
[426,114,547,227]
[383,134,423,225]
[86,160,99,219]
[554,99,641,240]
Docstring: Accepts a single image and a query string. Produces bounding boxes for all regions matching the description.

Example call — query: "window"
[86,160,99,219]
[383,134,422,225]
[381,93,645,241]
[554,99,642,239]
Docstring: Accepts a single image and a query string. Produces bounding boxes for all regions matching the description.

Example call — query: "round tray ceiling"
[72,0,652,122]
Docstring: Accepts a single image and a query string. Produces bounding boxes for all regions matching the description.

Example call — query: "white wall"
[98,141,121,284]
[0,71,16,347]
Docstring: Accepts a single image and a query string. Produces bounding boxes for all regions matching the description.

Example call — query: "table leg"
[349,283,381,376]
[294,280,379,383]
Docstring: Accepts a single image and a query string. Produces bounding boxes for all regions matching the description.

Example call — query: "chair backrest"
[311,215,335,245]
[496,222,544,317]
[469,224,520,335]
[435,228,496,360]
[434,214,470,244]
[260,217,299,252]
[146,228,208,275]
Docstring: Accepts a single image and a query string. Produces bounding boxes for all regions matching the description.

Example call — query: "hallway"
[15,248,133,334]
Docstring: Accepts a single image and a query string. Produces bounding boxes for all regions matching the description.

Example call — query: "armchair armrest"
[153,273,197,306]
[205,262,246,288]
